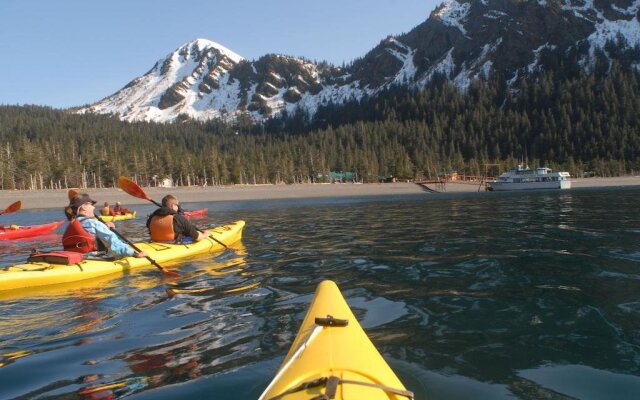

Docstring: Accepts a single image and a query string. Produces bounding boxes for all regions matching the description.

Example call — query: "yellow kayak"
[259,280,413,400]
[97,211,137,222]
[0,220,244,293]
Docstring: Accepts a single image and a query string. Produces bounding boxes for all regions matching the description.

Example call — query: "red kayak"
[183,208,207,218]
[0,221,65,240]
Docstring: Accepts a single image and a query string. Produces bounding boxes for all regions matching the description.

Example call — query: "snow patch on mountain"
[435,0,471,36]
[472,39,502,80]
[192,38,243,63]
[589,5,640,49]
[528,43,558,73]
[387,38,418,84]
[427,48,456,82]
[564,0,640,68]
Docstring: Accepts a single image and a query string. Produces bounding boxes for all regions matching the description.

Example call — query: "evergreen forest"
[1,63,639,190]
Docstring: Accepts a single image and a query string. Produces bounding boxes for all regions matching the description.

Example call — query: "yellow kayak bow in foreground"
[260,280,413,400]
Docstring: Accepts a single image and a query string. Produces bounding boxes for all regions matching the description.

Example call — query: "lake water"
[1,186,639,399]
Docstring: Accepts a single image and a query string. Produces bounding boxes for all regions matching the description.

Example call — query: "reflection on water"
[519,364,640,400]
[1,188,640,399]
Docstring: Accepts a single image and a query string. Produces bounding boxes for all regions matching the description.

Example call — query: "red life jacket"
[62,219,98,253]
[149,215,175,242]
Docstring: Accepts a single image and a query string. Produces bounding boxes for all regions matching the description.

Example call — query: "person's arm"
[195,230,210,241]
[87,219,137,258]
[175,214,207,241]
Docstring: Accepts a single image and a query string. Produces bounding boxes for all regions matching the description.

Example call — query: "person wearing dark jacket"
[146,195,210,243]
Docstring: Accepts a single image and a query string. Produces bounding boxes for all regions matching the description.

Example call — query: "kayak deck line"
[2,263,54,272]
[266,376,415,400]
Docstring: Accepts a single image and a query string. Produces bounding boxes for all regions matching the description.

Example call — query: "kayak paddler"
[62,193,148,259]
[113,201,124,215]
[147,194,210,243]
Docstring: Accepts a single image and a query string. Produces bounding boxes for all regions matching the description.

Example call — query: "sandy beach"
[1,177,639,211]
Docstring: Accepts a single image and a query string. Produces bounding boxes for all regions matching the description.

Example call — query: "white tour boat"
[488,165,571,191]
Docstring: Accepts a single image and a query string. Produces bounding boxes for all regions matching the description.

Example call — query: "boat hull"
[488,180,571,191]
[259,280,411,400]
[0,220,244,292]
[0,221,65,240]
[98,211,137,222]
[183,208,207,218]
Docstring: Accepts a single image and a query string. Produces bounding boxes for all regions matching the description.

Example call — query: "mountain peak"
[184,38,244,64]
[433,0,471,36]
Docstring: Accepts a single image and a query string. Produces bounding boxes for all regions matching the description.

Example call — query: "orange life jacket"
[149,215,175,242]
[62,219,98,253]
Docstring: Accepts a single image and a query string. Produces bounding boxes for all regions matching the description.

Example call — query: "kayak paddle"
[93,213,181,278]
[118,176,234,251]
[0,201,22,215]
[68,188,79,201]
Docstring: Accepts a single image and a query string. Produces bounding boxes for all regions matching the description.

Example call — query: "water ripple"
[2,188,640,399]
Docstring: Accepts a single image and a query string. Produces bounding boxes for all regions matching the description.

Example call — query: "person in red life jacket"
[146,194,210,243]
[113,201,124,215]
[62,193,148,259]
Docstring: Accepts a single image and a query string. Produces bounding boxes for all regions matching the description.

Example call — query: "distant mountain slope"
[78,0,640,123]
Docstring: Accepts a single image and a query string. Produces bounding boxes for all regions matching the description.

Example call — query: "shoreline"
[1,177,639,211]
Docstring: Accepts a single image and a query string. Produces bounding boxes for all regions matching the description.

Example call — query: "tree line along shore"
[1,65,639,192]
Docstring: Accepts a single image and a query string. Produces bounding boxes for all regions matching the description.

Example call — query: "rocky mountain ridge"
[79,0,640,123]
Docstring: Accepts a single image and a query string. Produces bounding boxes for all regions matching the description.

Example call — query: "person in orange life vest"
[99,201,114,216]
[146,194,210,243]
[62,194,148,259]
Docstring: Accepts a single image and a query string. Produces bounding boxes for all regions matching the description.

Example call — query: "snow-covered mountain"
[79,0,640,123]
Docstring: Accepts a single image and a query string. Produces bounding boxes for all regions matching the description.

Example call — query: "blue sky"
[0,0,441,109]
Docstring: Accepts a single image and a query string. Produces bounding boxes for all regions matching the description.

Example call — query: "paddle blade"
[118,176,151,201]
[162,268,181,278]
[1,200,21,215]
